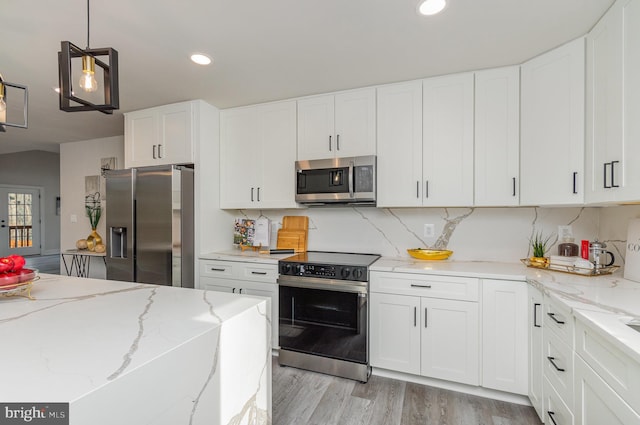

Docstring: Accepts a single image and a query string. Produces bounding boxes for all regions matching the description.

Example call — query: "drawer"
[544,295,574,347]
[575,318,640,414]
[543,322,574,409]
[544,376,574,425]
[200,260,236,278]
[370,271,479,301]
[241,264,278,283]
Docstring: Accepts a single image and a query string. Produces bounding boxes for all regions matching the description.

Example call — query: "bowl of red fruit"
[0,255,38,299]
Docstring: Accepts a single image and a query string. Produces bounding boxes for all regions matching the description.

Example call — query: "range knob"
[281,263,292,275]
[340,268,351,280]
[294,264,305,275]
[352,268,365,281]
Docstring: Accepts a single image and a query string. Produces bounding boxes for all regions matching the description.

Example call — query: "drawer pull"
[547,356,565,372]
[251,271,268,275]
[410,284,432,289]
[210,267,226,272]
[547,312,565,325]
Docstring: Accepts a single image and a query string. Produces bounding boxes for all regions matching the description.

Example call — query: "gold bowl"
[407,248,453,261]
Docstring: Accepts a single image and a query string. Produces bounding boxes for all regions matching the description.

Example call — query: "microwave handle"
[348,161,355,198]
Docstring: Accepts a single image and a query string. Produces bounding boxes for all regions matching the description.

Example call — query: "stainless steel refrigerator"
[105,165,194,288]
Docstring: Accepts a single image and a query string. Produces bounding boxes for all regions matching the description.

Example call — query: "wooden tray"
[520,258,619,277]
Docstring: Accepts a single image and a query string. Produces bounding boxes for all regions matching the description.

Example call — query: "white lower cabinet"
[370,272,479,386]
[481,279,528,395]
[199,259,278,349]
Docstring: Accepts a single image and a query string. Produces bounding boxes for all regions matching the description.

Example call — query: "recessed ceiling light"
[190,53,212,65]
[418,0,447,16]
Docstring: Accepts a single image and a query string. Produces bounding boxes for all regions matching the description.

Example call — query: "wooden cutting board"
[277,216,309,252]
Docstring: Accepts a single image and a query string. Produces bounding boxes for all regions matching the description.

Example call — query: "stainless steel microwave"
[295,155,376,205]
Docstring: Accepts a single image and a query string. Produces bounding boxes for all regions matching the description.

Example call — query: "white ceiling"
[0,0,614,154]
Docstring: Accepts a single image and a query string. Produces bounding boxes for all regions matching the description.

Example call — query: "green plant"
[530,231,552,258]
[86,205,102,229]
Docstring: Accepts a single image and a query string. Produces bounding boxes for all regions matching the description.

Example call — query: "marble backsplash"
[230,205,640,265]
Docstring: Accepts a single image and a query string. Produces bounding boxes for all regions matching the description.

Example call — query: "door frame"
[0,184,45,256]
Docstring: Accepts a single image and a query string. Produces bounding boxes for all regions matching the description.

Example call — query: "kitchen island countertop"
[0,274,271,425]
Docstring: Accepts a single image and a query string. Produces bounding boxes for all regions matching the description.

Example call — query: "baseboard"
[42,249,61,256]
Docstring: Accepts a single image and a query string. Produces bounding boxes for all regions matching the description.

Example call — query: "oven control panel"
[279,262,368,282]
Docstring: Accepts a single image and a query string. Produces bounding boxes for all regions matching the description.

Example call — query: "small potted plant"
[529,231,552,268]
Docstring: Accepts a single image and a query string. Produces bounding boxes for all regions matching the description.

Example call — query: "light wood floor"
[273,358,542,425]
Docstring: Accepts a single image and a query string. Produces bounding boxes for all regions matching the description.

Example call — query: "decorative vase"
[86,228,103,252]
[529,256,549,269]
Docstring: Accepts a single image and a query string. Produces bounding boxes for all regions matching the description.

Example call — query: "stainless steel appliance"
[105,165,194,287]
[295,155,376,205]
[277,251,380,382]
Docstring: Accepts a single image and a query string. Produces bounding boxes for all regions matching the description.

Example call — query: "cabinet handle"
[547,411,559,425]
[410,284,432,289]
[232,288,236,293]
[329,135,332,151]
[424,307,428,328]
[251,187,254,202]
[604,162,611,188]
[416,181,419,198]
[572,172,578,194]
[547,312,565,325]
[512,177,516,197]
[533,303,541,328]
[251,271,268,275]
[152,144,157,159]
[414,306,417,327]
[611,160,619,188]
[336,134,340,151]
[425,180,429,198]
[210,267,226,272]
[158,144,163,159]
[547,356,565,372]
[239,288,243,294]
[257,187,260,202]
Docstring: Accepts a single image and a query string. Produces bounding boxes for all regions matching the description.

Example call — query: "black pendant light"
[58,0,119,114]
[0,74,28,132]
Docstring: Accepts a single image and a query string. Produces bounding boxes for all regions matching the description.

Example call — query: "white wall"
[60,136,124,278]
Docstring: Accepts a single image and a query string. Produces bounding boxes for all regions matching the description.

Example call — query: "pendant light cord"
[86,0,90,49]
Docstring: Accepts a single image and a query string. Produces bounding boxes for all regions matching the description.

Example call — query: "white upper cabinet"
[125,101,196,168]
[423,73,474,206]
[220,100,298,209]
[586,0,640,204]
[297,88,376,160]
[376,80,423,207]
[520,37,585,206]
[474,66,520,206]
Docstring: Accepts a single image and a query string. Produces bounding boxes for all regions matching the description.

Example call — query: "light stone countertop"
[0,274,271,425]
[200,249,293,265]
[372,256,640,363]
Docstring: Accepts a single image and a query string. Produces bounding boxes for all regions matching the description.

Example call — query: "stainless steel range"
[277,251,380,382]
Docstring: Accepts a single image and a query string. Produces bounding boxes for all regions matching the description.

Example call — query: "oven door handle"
[277,276,367,295]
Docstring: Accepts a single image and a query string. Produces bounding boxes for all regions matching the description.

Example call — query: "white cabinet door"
[521,37,585,206]
[256,100,298,209]
[370,292,421,375]
[200,277,236,293]
[160,101,193,165]
[420,297,479,385]
[125,110,157,168]
[219,106,259,208]
[474,67,520,206]
[297,95,335,160]
[482,279,528,395]
[334,88,376,158]
[376,80,423,207]
[422,73,474,206]
[574,355,640,425]
[297,88,376,160]
[125,101,196,168]
[528,285,545,421]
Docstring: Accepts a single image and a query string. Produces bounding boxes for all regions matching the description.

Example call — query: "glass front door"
[0,187,41,257]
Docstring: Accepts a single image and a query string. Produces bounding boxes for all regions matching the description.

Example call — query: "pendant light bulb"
[79,55,98,93]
